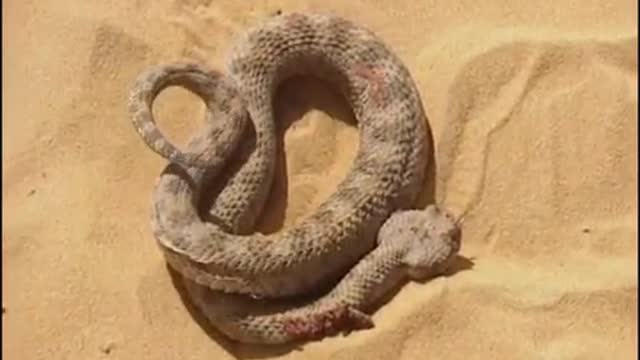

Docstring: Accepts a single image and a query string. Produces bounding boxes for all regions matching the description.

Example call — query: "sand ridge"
[2,1,637,359]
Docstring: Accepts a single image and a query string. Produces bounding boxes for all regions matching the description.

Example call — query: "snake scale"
[128,11,462,344]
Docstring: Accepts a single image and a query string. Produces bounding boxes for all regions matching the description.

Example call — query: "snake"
[128,11,462,344]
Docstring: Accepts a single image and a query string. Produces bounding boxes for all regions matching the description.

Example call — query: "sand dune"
[3,1,637,359]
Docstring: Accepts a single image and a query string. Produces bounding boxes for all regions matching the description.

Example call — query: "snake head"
[379,205,462,280]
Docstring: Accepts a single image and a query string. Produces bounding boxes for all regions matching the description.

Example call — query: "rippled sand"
[3,1,637,359]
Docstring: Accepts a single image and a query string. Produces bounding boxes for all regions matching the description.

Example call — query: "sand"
[2,1,637,359]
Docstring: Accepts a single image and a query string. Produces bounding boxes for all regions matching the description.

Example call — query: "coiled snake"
[128,11,461,344]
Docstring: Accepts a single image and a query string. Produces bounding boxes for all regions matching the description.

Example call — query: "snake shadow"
[251,74,363,234]
[199,74,361,234]
[167,75,474,358]
[221,73,438,233]
[200,71,439,233]
[270,74,439,210]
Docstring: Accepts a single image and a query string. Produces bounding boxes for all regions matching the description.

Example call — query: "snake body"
[128,12,461,344]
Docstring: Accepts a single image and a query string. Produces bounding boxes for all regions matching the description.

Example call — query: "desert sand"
[2,1,637,359]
